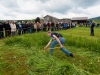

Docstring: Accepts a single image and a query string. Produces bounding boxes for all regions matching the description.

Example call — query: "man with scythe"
[44,31,74,57]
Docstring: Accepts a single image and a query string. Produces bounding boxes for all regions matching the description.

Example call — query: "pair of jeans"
[50,37,70,55]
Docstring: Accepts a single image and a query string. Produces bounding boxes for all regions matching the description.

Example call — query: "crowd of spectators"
[0,20,76,39]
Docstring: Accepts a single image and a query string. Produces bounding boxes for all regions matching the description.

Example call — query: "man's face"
[47,33,51,37]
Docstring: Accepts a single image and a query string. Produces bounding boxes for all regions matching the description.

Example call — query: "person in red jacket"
[47,21,51,31]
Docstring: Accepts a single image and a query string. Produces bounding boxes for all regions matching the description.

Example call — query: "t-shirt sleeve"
[50,36,53,39]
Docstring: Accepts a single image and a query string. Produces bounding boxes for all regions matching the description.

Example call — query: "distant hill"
[90,16,100,20]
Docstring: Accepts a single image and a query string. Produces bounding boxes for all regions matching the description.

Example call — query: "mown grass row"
[0,44,91,75]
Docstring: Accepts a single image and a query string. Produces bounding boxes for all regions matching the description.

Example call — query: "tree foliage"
[35,17,40,23]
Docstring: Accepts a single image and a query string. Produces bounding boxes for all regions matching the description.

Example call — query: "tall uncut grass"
[60,27,100,53]
[64,34,100,52]
[0,27,100,75]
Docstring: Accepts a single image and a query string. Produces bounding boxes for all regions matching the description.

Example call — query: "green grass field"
[0,27,100,75]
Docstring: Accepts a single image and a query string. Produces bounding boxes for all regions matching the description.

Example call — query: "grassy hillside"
[0,27,100,75]
[92,20,100,23]
[90,16,100,20]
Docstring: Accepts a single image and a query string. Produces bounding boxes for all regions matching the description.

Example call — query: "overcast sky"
[0,0,100,20]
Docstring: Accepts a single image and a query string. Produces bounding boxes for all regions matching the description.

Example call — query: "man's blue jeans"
[50,37,70,55]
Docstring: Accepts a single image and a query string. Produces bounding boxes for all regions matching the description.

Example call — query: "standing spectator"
[90,23,95,36]
[43,22,47,31]
[56,22,59,30]
[61,22,64,30]
[40,22,43,31]
[37,22,41,32]
[10,21,17,36]
[63,23,67,29]
[47,21,51,31]
[17,22,22,35]
[34,23,37,32]
[54,22,56,30]
[22,21,27,34]
[51,22,54,31]
[26,22,31,33]
[0,22,4,38]
[30,22,34,33]
[67,23,70,29]
[58,22,61,30]
[3,20,11,37]
[72,22,76,28]
[88,20,92,27]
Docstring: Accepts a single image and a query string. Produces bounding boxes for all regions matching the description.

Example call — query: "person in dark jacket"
[44,31,74,57]
[26,22,31,33]
[0,22,4,38]
[3,20,11,37]
[30,22,34,33]
[56,22,59,30]
[90,23,95,36]
[43,22,47,31]
[22,21,27,34]
[51,22,54,31]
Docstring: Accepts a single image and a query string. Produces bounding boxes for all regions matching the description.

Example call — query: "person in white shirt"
[10,21,16,36]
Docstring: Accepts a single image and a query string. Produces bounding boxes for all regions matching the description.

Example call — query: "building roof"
[58,19,71,22]
[44,15,89,23]
[43,15,59,20]
[44,15,71,22]
[71,17,88,20]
